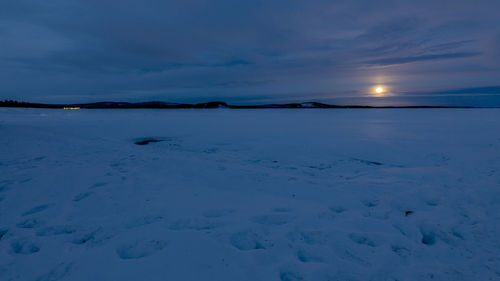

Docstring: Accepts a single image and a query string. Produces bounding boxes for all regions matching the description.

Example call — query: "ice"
[1,108,500,280]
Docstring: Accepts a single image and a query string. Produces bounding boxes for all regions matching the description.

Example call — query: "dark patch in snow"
[426,200,439,206]
[22,204,52,216]
[72,233,95,245]
[0,228,8,240]
[135,139,164,145]
[73,191,92,202]
[391,245,411,257]
[329,206,347,213]
[421,231,436,245]
[452,229,465,240]
[362,199,379,208]
[352,158,383,166]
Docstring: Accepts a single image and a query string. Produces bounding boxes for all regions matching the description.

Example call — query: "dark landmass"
[0,99,486,109]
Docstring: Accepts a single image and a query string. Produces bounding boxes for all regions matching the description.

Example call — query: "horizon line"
[1,99,500,109]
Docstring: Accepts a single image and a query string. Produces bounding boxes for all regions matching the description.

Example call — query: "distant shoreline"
[0,100,496,109]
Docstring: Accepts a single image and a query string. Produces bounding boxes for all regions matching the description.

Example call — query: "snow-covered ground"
[1,108,500,281]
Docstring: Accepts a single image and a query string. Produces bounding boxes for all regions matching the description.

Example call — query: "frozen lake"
[1,108,500,280]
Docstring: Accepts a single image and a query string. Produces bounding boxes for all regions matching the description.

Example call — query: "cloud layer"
[1,0,499,105]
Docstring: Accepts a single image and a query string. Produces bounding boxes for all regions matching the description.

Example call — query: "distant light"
[63,107,80,110]
[376,87,384,94]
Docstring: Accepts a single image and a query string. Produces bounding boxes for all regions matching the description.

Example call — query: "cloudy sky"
[1,0,500,106]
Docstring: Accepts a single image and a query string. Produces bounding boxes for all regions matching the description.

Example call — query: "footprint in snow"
[230,231,272,251]
[116,240,167,259]
[362,199,379,208]
[420,224,454,246]
[11,239,40,255]
[297,249,325,263]
[36,225,76,236]
[420,228,437,246]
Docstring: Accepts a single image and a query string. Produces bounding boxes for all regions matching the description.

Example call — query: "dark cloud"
[411,86,500,96]
[366,52,482,65]
[0,0,499,105]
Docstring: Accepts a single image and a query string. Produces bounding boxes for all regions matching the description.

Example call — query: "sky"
[1,0,500,106]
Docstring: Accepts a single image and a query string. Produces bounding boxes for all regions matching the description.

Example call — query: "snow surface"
[1,108,500,281]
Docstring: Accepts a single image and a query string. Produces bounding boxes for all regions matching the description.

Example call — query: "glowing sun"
[373,86,386,97]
